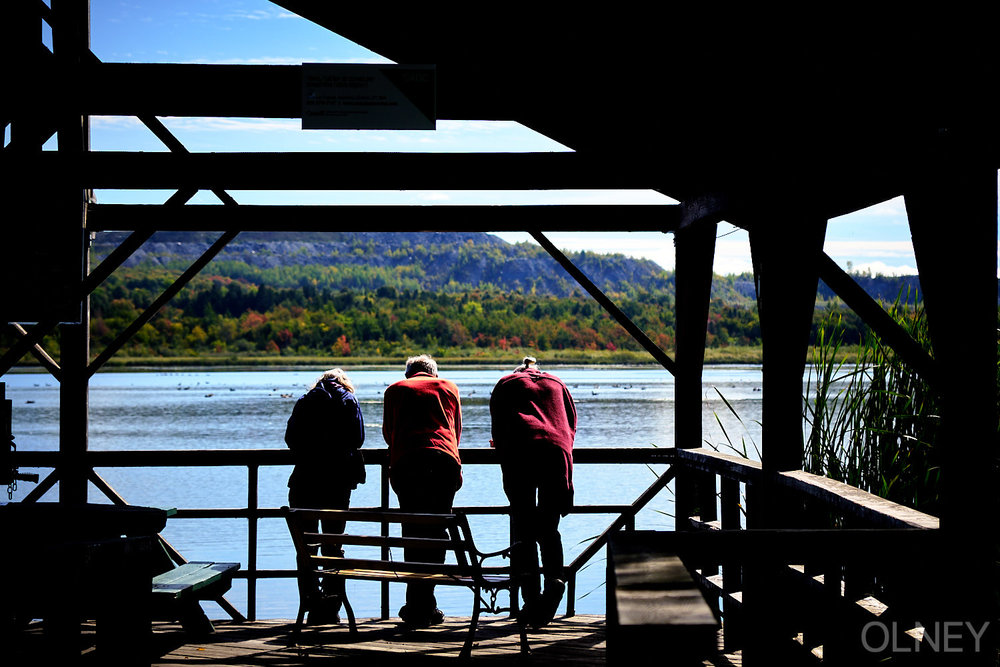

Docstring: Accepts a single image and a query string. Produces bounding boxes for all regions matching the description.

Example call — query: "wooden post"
[905,139,998,655]
[748,217,827,477]
[906,145,997,539]
[673,221,718,529]
[51,0,91,506]
[743,215,826,665]
[380,462,391,619]
[247,464,259,621]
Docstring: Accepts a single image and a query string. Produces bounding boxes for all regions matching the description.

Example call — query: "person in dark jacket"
[490,356,576,628]
[382,354,462,628]
[285,368,366,624]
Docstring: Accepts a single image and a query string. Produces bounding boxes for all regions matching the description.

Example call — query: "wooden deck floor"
[11,614,743,665]
[157,615,606,665]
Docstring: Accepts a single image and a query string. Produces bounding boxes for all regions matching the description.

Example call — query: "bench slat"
[304,531,460,551]
[306,555,481,577]
[288,508,459,526]
[152,562,240,599]
[332,567,512,586]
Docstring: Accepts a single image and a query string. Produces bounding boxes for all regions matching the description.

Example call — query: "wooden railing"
[16,446,676,621]
[672,447,944,663]
[17,444,949,662]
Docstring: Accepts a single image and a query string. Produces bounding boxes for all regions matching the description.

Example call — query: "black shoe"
[307,593,342,625]
[399,605,445,628]
[307,609,341,626]
[520,579,565,629]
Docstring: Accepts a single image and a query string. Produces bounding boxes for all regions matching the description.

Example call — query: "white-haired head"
[404,354,438,378]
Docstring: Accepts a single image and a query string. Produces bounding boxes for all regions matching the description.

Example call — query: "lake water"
[4,365,764,620]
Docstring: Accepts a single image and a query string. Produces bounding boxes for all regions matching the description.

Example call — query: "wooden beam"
[9,323,61,381]
[674,447,939,530]
[82,62,302,118]
[78,61,517,121]
[16,446,677,469]
[0,227,160,375]
[87,230,239,377]
[87,203,681,233]
[623,528,942,568]
[36,151,671,191]
[530,231,678,375]
[816,251,939,387]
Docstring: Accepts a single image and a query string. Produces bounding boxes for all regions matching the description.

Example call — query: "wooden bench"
[607,531,720,666]
[150,545,240,635]
[283,506,528,658]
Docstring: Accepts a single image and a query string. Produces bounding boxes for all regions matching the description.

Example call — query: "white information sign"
[302,64,436,130]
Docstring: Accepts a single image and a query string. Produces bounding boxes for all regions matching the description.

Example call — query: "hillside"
[6,229,947,364]
[93,230,933,307]
[92,231,675,298]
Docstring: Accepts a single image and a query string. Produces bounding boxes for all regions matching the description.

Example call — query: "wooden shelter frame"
[3,2,998,662]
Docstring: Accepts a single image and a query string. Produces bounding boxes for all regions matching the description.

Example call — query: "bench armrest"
[474,541,526,563]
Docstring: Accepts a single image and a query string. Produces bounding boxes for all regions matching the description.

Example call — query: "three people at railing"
[286,354,576,630]
[284,367,366,625]
[381,354,464,629]
[489,356,577,628]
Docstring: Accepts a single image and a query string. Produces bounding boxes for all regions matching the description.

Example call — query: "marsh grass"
[803,293,942,514]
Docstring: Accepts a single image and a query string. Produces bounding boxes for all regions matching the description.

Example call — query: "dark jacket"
[285,379,366,489]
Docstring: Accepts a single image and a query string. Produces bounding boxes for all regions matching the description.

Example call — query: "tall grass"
[803,293,942,515]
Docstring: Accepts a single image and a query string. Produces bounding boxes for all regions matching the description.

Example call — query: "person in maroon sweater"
[490,356,577,628]
[382,354,463,627]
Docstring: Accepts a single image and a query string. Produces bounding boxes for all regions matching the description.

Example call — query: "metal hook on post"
[2,382,39,499]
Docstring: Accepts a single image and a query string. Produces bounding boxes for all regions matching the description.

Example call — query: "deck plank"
[10,614,744,665]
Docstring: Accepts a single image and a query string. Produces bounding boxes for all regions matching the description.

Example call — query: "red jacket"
[489,368,577,457]
[382,372,462,469]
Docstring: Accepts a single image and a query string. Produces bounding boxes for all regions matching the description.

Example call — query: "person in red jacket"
[382,354,463,627]
[490,356,577,628]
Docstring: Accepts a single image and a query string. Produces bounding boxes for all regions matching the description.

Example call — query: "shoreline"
[5,345,867,373]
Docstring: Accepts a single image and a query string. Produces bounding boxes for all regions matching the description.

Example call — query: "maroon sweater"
[382,372,462,469]
[489,368,577,470]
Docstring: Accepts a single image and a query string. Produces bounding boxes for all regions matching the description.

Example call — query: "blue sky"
[51,1,996,276]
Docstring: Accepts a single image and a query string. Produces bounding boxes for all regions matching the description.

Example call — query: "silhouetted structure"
[3,3,997,665]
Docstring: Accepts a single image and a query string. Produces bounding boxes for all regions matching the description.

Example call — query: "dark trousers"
[288,484,352,600]
[501,452,569,605]
[390,452,462,611]
[505,483,565,604]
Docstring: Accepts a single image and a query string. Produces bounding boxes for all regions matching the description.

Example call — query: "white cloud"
[161,117,300,133]
[823,240,915,258]
[846,261,919,276]
[419,192,452,202]
[712,235,754,275]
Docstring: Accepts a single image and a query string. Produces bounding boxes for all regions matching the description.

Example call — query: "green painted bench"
[151,556,240,634]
